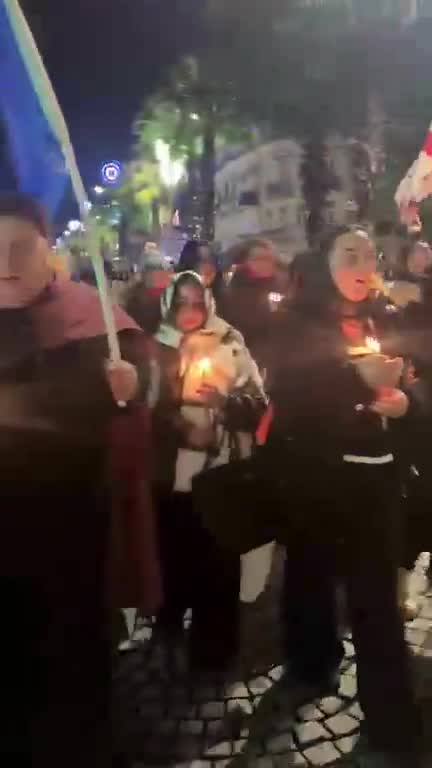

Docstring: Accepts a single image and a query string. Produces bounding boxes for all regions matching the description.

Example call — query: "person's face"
[0,216,51,308]
[407,244,432,277]
[245,246,276,280]
[174,282,207,334]
[329,231,377,303]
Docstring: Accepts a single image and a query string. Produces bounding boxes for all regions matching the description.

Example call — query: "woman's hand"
[105,360,139,405]
[370,388,408,420]
[196,383,227,410]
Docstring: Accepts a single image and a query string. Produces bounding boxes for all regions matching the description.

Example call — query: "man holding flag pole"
[0,2,160,765]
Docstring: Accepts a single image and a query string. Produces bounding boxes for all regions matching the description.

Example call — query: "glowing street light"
[190,113,200,121]
[67,219,82,232]
[94,185,104,196]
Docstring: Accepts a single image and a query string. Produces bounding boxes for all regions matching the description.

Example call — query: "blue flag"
[0,0,68,216]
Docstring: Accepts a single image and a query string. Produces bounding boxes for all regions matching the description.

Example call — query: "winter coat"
[153,279,266,493]
[0,277,161,614]
[266,298,409,466]
[222,270,277,373]
[153,273,270,601]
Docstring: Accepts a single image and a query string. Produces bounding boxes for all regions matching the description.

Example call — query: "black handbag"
[192,446,276,555]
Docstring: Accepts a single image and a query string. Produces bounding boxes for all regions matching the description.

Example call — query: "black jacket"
[266,300,407,466]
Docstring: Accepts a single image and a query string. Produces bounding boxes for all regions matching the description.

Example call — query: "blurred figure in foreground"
[223,238,279,372]
[176,239,225,313]
[0,195,159,767]
[266,226,421,767]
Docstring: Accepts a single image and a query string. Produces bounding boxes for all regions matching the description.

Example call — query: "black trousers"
[157,492,241,667]
[0,494,111,767]
[282,461,421,755]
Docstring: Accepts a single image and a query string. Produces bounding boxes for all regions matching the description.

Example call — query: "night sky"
[21,0,204,186]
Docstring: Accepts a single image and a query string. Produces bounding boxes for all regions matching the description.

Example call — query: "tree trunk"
[301,139,329,248]
[201,109,216,242]
[301,136,340,247]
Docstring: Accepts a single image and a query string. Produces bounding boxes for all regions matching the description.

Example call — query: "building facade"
[214,137,363,260]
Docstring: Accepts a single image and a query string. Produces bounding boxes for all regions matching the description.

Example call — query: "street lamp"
[94,185,104,196]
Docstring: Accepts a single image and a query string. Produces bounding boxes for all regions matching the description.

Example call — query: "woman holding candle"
[265,226,422,767]
[152,270,266,674]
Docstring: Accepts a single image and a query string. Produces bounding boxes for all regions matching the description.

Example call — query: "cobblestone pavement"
[114,579,432,767]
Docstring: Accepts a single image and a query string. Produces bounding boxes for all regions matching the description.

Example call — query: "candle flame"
[197,357,212,376]
[365,336,381,354]
[269,292,283,304]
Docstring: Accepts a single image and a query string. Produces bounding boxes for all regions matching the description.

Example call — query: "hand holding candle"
[351,336,403,391]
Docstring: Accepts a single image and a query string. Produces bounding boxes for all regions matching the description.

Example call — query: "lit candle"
[197,357,212,382]
[365,336,381,354]
[268,292,283,311]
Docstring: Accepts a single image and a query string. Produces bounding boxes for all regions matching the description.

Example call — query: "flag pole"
[5,0,121,362]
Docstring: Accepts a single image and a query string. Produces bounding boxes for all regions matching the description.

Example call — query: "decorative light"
[154,139,185,188]
[190,113,200,121]
[101,161,122,186]
[94,185,104,195]
[67,219,82,232]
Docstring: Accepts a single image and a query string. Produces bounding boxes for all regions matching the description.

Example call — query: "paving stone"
[267,731,294,754]
[269,665,284,682]
[336,734,358,755]
[172,702,197,719]
[421,603,432,619]
[347,702,364,721]
[252,758,273,768]
[297,703,325,721]
[325,713,359,736]
[406,628,427,647]
[273,756,307,767]
[206,719,225,737]
[204,741,233,758]
[344,662,357,677]
[412,618,432,632]
[227,682,250,699]
[249,676,273,695]
[339,675,357,699]
[303,741,340,765]
[179,719,204,736]
[227,698,254,716]
[194,685,219,702]
[133,626,153,642]
[233,739,248,754]
[139,701,164,718]
[319,696,343,716]
[158,719,178,735]
[294,720,329,745]
[201,701,226,720]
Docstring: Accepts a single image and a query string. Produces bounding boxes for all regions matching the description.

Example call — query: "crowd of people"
[2,194,432,767]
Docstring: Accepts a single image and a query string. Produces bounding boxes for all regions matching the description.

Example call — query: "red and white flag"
[395,122,432,229]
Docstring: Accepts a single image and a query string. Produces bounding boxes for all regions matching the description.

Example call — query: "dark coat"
[266,298,407,465]
[222,271,276,371]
